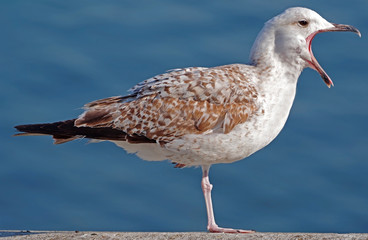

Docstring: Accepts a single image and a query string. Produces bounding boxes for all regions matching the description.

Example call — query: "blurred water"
[1,0,368,233]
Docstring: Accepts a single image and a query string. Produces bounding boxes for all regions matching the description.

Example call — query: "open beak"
[305,23,361,88]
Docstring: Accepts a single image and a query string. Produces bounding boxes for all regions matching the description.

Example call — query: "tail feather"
[14,119,155,144]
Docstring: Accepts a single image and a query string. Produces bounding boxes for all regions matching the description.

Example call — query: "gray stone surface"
[1,231,368,240]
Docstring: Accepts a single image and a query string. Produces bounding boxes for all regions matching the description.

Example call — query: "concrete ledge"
[1,231,368,240]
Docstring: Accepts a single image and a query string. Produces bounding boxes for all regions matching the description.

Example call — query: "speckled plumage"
[15,7,360,233]
[75,64,264,166]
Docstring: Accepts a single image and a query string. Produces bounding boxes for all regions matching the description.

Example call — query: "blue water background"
[1,0,368,233]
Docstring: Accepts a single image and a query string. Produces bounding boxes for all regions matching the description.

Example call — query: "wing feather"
[76,64,259,142]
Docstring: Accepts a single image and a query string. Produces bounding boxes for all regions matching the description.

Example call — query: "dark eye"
[298,20,309,27]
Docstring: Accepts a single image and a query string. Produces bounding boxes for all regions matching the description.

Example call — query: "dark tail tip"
[14,119,77,135]
[14,123,43,134]
[14,119,79,144]
[14,119,156,144]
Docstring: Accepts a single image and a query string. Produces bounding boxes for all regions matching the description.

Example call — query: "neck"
[250,24,304,87]
[249,24,276,67]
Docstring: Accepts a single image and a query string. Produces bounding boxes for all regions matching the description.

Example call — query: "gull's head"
[251,7,361,87]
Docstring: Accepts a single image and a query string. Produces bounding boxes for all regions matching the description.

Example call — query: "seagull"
[15,7,360,233]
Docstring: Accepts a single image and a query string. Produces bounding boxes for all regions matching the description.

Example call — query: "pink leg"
[201,165,255,233]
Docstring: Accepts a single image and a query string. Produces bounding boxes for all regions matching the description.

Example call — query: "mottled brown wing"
[75,65,259,142]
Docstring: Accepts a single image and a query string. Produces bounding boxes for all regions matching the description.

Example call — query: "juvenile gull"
[15,7,360,233]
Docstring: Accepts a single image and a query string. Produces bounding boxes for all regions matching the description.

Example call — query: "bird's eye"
[298,20,309,27]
